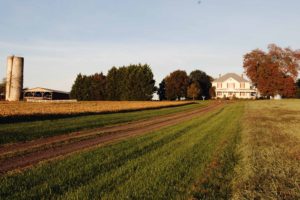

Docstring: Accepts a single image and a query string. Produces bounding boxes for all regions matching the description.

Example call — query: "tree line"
[70,64,214,101]
[157,70,214,100]
[70,48,300,101]
[70,64,156,101]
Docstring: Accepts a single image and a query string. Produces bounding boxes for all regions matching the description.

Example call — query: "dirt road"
[0,102,223,173]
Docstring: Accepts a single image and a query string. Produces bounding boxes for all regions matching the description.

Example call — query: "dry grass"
[0,101,192,117]
[232,100,300,200]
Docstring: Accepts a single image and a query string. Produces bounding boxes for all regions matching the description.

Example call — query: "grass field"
[0,101,192,117]
[0,103,243,199]
[0,102,207,145]
[232,100,300,199]
[0,100,299,199]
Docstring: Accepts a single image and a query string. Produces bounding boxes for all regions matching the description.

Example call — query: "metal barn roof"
[23,87,70,94]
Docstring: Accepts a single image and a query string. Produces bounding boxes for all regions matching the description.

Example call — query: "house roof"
[23,87,70,94]
[214,73,249,83]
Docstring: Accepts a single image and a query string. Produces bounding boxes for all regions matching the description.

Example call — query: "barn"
[23,87,70,101]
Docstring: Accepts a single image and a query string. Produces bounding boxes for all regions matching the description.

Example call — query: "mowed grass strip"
[190,116,241,199]
[0,103,244,199]
[0,102,207,145]
[232,100,300,200]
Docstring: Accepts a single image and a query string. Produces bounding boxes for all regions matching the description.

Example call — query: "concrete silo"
[5,56,24,101]
[5,56,13,100]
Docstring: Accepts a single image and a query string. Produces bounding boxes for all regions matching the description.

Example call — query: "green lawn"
[0,102,208,145]
[1,100,299,199]
[0,103,244,199]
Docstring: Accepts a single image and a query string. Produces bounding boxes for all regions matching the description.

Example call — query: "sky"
[0,0,300,92]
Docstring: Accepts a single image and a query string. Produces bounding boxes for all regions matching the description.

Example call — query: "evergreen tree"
[71,64,155,101]
[70,73,107,100]
[119,66,129,100]
[0,78,6,100]
[90,73,106,100]
[80,75,91,100]
[106,64,155,101]
[106,67,121,100]
[127,64,155,100]
[70,73,84,100]
[157,79,166,101]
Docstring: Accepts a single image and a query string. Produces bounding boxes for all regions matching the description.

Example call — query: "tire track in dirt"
[0,102,224,173]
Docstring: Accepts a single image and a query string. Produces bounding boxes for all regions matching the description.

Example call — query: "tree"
[209,86,216,99]
[281,76,296,98]
[165,70,189,100]
[117,66,128,100]
[296,79,300,98]
[106,67,122,100]
[0,78,5,100]
[243,44,300,98]
[81,75,92,100]
[189,70,212,99]
[157,79,166,101]
[187,83,200,100]
[70,73,107,100]
[89,73,106,100]
[106,64,155,101]
[125,64,155,100]
[70,73,85,100]
[71,64,155,101]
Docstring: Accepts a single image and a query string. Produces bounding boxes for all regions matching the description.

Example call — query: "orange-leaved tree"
[243,44,300,98]
[165,70,189,100]
[187,83,201,100]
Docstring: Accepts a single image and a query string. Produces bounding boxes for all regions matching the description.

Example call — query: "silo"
[5,56,24,101]
[5,56,13,100]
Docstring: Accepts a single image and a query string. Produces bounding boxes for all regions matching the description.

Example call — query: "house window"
[240,82,245,89]
[217,92,222,96]
[228,83,235,89]
[217,83,222,88]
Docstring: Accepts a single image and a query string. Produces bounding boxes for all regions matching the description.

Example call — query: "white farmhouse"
[212,73,257,99]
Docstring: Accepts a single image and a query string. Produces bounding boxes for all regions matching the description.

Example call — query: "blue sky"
[0,0,300,91]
